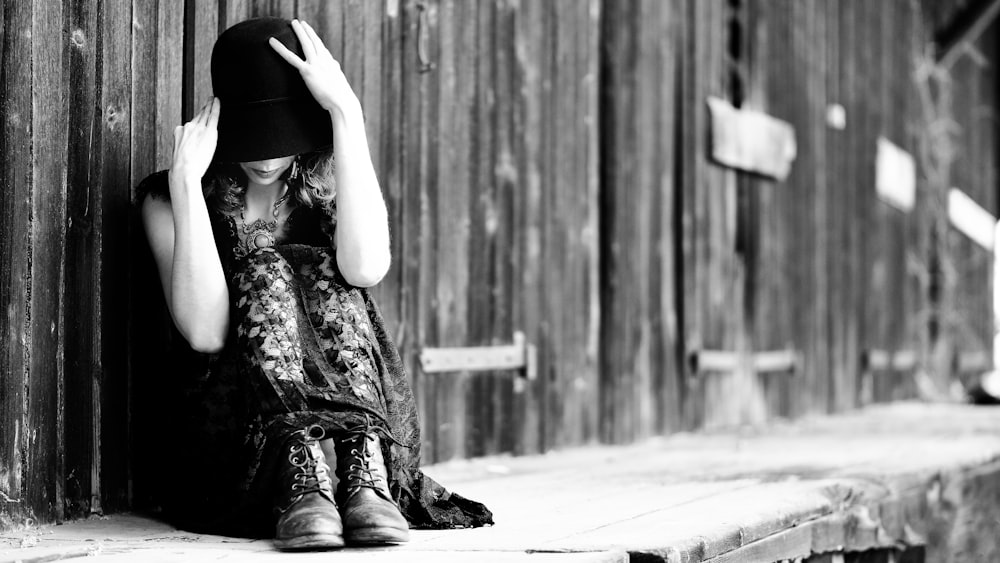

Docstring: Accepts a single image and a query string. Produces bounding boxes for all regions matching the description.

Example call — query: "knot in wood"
[105,105,121,129]
[71,29,86,49]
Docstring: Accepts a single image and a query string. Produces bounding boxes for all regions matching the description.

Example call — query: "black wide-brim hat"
[211,17,333,162]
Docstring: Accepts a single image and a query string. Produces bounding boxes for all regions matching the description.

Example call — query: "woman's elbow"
[340,254,391,288]
[186,333,227,354]
[180,323,228,354]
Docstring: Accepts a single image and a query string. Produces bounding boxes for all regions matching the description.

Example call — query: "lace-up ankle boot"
[335,421,410,545]
[273,425,344,550]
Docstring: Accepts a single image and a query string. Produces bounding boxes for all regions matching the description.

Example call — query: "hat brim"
[215,97,333,162]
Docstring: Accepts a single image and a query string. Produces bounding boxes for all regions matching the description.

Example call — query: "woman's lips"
[252,168,280,178]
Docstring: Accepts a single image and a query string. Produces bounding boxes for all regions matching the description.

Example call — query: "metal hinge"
[419,331,537,380]
[689,348,800,376]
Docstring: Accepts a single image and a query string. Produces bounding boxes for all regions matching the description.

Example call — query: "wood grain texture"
[62,0,101,520]
[98,0,133,514]
[27,0,70,525]
[155,0,184,170]
[598,0,682,443]
[0,0,34,528]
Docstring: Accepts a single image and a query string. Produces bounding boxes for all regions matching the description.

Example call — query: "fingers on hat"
[208,97,221,128]
[268,37,305,69]
[299,20,324,54]
[290,19,317,60]
[195,98,213,124]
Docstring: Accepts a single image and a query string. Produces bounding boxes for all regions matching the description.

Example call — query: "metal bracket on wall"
[689,349,800,376]
[861,349,918,373]
[419,331,537,380]
[954,350,992,374]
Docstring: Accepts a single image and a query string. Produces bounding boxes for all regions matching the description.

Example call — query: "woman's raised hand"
[269,19,360,117]
[171,97,220,181]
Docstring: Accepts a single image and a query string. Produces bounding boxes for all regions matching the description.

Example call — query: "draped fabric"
[137,171,493,536]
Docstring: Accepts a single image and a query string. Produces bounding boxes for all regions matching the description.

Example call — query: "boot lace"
[278,425,331,513]
[343,422,395,494]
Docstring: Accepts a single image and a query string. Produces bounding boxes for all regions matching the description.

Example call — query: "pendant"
[242,217,278,254]
[237,187,289,258]
[245,227,276,253]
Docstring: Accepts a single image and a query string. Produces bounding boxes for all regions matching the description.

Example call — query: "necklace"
[239,187,291,256]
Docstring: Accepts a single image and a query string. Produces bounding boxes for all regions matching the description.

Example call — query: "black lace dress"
[136,171,492,537]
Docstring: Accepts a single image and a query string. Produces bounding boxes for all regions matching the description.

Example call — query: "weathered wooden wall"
[1,0,135,527]
[2,0,998,529]
[944,18,999,381]
[598,0,683,443]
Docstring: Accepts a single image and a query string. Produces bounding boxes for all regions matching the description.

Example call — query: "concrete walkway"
[4,402,1000,562]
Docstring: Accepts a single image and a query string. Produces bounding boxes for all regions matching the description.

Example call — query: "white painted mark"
[826,103,846,130]
[948,187,996,251]
[875,137,916,212]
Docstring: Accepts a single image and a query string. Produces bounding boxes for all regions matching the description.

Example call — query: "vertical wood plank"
[184,0,217,120]
[598,0,681,443]
[99,0,134,513]
[63,0,100,519]
[414,0,442,462]
[342,0,366,95]
[489,0,516,456]
[432,0,471,463]
[0,0,34,528]
[396,0,431,459]
[156,1,184,170]
[362,0,384,170]
[374,0,405,358]
[223,0,251,28]
[512,0,544,456]
[466,0,496,457]
[27,0,70,524]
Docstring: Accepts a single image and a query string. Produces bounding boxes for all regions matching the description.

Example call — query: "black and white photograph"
[3,1,1000,561]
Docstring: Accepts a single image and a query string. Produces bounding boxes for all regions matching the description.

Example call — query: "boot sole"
[273,533,346,551]
[346,527,410,545]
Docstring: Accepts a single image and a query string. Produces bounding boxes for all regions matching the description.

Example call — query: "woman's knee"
[234,249,295,291]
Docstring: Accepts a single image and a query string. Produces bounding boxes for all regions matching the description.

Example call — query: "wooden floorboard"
[5,402,1000,562]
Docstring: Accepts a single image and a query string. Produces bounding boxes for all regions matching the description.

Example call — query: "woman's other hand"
[171,97,220,182]
[269,19,360,118]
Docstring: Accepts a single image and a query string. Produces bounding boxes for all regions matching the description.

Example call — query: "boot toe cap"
[342,491,410,545]
[275,495,345,550]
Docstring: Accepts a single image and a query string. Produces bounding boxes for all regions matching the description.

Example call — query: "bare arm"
[142,99,230,352]
[270,19,391,287]
[329,104,391,287]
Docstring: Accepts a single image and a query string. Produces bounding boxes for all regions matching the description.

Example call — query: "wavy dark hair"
[202,147,336,213]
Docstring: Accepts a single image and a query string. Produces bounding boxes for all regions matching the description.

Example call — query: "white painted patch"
[826,103,846,130]
[948,187,996,251]
[706,96,797,181]
[875,137,916,212]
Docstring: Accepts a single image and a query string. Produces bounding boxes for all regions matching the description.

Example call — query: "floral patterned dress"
[137,171,492,537]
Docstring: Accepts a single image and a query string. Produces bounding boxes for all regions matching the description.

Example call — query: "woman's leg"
[292,248,386,407]
[231,248,344,549]
[232,248,312,412]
